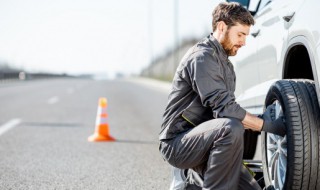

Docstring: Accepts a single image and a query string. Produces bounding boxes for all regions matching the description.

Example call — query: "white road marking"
[0,119,21,136]
[48,96,59,104]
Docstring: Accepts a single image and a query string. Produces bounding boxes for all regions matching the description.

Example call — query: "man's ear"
[217,21,227,33]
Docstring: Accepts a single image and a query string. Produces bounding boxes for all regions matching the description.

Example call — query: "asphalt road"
[0,77,172,190]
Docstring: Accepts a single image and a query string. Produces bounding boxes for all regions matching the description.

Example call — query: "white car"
[229,0,320,189]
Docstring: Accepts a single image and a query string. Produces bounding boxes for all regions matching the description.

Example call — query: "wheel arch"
[283,35,320,106]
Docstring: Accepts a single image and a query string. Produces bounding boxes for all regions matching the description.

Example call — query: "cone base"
[88,133,115,142]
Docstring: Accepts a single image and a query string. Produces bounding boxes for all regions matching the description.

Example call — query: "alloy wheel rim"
[266,101,287,189]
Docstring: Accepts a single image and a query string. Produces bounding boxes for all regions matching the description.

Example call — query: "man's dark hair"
[212,2,255,31]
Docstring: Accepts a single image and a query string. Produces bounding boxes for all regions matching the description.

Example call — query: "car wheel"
[262,79,320,190]
[243,129,259,159]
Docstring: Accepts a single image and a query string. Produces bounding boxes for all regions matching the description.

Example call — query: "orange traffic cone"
[88,97,115,142]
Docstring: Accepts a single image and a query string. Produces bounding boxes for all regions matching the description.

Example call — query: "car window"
[236,0,250,8]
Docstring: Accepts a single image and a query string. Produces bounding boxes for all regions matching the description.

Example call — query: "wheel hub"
[266,101,287,189]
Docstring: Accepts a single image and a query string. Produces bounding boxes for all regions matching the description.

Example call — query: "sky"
[0,0,221,77]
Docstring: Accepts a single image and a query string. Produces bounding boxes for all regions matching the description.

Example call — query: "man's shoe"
[169,167,187,190]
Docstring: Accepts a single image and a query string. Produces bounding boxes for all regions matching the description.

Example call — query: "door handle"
[283,12,295,22]
[251,29,260,37]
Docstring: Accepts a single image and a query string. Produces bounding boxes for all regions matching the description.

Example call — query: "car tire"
[262,79,320,190]
[243,129,259,159]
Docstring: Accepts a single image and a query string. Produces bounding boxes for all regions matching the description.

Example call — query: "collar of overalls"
[208,33,229,64]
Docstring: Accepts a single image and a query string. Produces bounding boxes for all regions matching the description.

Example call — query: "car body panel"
[230,0,319,114]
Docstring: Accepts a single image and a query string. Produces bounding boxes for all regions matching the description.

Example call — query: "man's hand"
[260,104,286,137]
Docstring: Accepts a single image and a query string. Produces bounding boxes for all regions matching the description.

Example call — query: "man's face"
[220,23,250,56]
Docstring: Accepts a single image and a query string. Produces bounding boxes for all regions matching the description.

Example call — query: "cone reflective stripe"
[96,116,108,126]
[88,97,115,142]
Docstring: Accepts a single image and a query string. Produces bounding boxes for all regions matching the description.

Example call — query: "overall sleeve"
[188,51,246,121]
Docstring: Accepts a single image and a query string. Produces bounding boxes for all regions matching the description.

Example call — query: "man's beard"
[220,31,240,56]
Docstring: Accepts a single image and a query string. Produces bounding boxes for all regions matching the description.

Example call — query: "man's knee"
[223,118,244,143]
